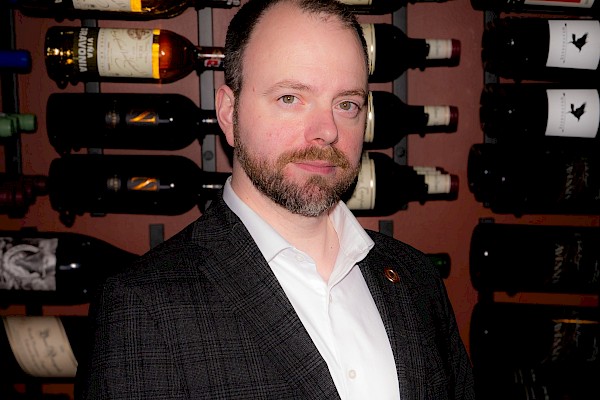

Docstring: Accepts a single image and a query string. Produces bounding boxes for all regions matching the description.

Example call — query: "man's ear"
[215,85,236,147]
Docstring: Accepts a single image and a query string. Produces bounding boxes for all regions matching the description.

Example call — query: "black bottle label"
[552,234,600,288]
[73,27,99,74]
[0,237,57,291]
[547,317,599,363]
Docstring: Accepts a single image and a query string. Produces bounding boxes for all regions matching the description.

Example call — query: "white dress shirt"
[223,178,400,400]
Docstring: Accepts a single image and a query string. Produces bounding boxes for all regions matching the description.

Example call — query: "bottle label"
[71,0,142,12]
[73,27,99,74]
[525,0,595,9]
[425,39,453,60]
[547,316,599,363]
[345,153,375,210]
[424,106,452,126]
[364,92,375,142]
[0,237,57,291]
[552,234,600,289]
[106,176,160,191]
[360,24,376,75]
[545,89,600,138]
[547,20,600,70]
[424,174,452,194]
[96,28,159,78]
[2,316,78,378]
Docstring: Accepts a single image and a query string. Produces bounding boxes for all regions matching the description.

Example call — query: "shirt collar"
[223,177,374,265]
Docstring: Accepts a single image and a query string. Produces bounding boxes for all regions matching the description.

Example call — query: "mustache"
[278,146,351,169]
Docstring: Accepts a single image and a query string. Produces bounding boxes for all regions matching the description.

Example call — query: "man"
[76,0,475,398]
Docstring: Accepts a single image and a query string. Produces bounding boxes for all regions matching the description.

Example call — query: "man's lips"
[292,160,338,173]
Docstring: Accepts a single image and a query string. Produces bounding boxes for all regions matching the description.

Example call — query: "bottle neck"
[194,46,225,71]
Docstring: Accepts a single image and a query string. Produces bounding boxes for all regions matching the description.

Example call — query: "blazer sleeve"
[75,273,187,400]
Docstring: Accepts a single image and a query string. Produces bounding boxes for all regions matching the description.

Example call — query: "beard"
[233,124,360,217]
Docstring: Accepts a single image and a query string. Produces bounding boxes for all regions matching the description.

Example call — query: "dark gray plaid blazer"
[76,195,474,400]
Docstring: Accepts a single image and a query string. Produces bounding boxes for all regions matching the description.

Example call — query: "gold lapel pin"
[383,268,400,283]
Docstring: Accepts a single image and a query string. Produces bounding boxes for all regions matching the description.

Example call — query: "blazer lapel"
[196,200,340,399]
[359,250,431,400]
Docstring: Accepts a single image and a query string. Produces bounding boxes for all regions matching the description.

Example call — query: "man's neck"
[231,175,340,281]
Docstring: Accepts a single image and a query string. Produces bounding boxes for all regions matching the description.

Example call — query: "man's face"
[232,3,368,217]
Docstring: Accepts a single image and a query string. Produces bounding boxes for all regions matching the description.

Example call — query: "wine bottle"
[364,91,458,150]
[470,221,600,295]
[0,174,48,219]
[344,151,459,216]
[467,143,600,215]
[7,0,240,21]
[0,50,31,73]
[469,301,600,368]
[480,83,600,146]
[0,229,138,305]
[47,154,230,227]
[0,315,87,382]
[46,92,220,154]
[44,27,225,88]
[339,0,448,15]
[471,0,599,17]
[361,23,461,83]
[474,356,600,400]
[482,17,600,82]
[0,112,37,139]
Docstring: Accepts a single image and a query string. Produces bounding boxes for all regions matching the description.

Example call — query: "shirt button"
[348,369,357,379]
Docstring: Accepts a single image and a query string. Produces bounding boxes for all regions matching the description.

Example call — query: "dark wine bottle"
[471,0,599,17]
[361,23,461,83]
[470,221,600,295]
[0,50,31,73]
[47,154,230,227]
[0,174,48,219]
[0,112,37,140]
[474,355,600,400]
[7,0,239,21]
[480,83,599,146]
[46,92,220,154]
[467,143,600,215]
[469,301,600,368]
[45,27,225,88]
[340,0,448,15]
[482,17,600,82]
[364,91,458,150]
[0,229,138,305]
[344,151,459,216]
[0,315,88,382]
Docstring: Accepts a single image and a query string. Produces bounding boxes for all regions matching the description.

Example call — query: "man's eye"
[339,101,357,111]
[280,95,296,104]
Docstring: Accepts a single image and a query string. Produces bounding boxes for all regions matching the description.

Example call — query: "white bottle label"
[97,28,158,78]
[545,89,600,138]
[425,39,453,60]
[345,153,375,210]
[364,92,375,142]
[424,174,452,194]
[360,24,376,75]
[525,0,595,9]
[424,106,451,126]
[71,0,142,12]
[547,20,600,70]
[0,237,57,291]
[3,316,78,378]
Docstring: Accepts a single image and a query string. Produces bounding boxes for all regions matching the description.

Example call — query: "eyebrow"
[264,79,368,101]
